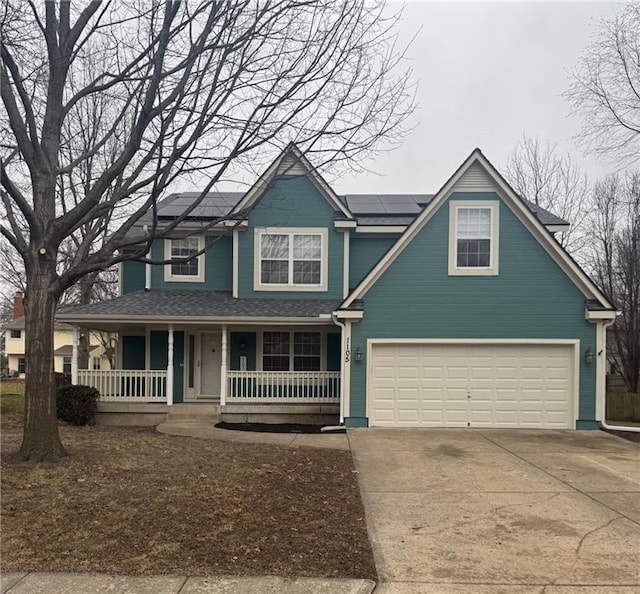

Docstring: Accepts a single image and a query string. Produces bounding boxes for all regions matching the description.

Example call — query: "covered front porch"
[70,324,341,409]
[57,290,352,424]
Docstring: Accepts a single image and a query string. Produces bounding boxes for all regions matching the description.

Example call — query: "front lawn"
[1,415,376,579]
[1,378,25,415]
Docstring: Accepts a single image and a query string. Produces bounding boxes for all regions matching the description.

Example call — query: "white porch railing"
[77,369,167,402]
[226,370,340,403]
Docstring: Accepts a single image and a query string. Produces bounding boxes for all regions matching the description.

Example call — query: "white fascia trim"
[57,315,336,325]
[343,153,481,308]
[343,230,350,299]
[354,226,407,234]
[333,310,364,320]
[546,224,570,233]
[232,229,239,298]
[334,221,357,229]
[164,236,205,283]
[471,151,614,309]
[232,145,353,220]
[368,338,580,345]
[586,309,618,320]
[343,150,614,310]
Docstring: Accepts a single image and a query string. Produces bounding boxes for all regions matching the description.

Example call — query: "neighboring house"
[57,145,616,429]
[4,293,113,378]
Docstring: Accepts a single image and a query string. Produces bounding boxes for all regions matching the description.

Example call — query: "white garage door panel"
[369,343,574,428]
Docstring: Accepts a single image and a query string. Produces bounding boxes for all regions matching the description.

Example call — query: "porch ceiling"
[56,290,343,327]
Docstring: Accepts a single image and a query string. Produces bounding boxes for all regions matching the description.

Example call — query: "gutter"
[599,318,640,433]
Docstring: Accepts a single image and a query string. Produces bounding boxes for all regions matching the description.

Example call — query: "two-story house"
[57,144,616,429]
[5,292,112,378]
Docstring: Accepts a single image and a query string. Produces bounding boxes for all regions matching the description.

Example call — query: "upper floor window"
[9,329,21,339]
[448,201,499,276]
[254,228,328,291]
[164,237,205,283]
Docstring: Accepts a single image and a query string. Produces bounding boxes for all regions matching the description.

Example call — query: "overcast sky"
[333,1,620,195]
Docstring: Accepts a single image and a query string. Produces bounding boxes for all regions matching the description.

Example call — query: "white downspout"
[143,225,151,291]
[599,318,640,433]
[331,312,346,425]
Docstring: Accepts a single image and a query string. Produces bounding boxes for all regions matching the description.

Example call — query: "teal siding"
[122,336,145,369]
[349,236,396,289]
[150,330,185,403]
[230,332,257,371]
[348,192,597,427]
[327,333,341,372]
[149,235,233,291]
[237,176,344,299]
[121,261,146,294]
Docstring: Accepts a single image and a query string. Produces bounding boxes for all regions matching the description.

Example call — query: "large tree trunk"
[11,262,68,462]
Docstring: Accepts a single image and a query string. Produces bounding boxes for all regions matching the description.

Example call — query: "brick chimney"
[13,291,24,320]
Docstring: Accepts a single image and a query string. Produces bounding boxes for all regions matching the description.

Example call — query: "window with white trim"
[63,356,72,374]
[262,331,321,371]
[449,201,499,276]
[18,357,26,374]
[164,237,205,282]
[9,329,21,339]
[255,228,327,290]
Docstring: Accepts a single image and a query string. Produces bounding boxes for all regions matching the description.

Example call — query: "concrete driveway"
[348,428,640,593]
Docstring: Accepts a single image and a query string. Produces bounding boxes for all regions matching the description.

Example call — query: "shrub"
[56,384,99,426]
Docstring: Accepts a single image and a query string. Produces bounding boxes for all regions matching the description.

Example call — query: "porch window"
[63,356,72,374]
[255,228,327,291]
[164,236,205,282]
[262,331,321,371]
[92,357,101,370]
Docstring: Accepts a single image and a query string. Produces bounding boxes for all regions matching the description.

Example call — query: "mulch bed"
[1,417,375,579]
[215,422,345,434]
[602,427,640,443]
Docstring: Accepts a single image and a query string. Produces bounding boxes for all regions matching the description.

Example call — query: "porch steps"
[157,403,220,433]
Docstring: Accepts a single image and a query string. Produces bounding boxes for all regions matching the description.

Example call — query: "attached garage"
[368,341,578,429]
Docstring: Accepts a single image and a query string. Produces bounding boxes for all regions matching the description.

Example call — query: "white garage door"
[369,342,575,429]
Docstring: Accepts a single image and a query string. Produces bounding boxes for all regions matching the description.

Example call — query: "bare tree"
[504,136,591,257]
[565,3,640,165]
[590,173,640,393]
[0,1,415,461]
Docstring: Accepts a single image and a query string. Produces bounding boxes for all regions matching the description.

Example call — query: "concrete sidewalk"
[1,573,374,593]
[156,421,350,450]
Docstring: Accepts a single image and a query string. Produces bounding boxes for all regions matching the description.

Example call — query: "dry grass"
[1,415,375,579]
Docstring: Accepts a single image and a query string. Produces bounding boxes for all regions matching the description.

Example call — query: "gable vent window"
[255,228,327,291]
[449,201,499,276]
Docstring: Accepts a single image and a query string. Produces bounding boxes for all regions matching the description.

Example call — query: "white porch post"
[167,325,174,406]
[220,325,227,405]
[71,326,79,385]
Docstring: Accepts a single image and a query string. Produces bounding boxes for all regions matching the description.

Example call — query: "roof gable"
[341,149,614,311]
[233,143,353,219]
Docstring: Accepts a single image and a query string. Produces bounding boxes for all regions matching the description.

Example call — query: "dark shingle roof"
[519,198,569,227]
[138,190,569,229]
[57,290,342,321]
[141,192,244,223]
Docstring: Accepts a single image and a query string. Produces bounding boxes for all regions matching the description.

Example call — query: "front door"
[199,332,222,398]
